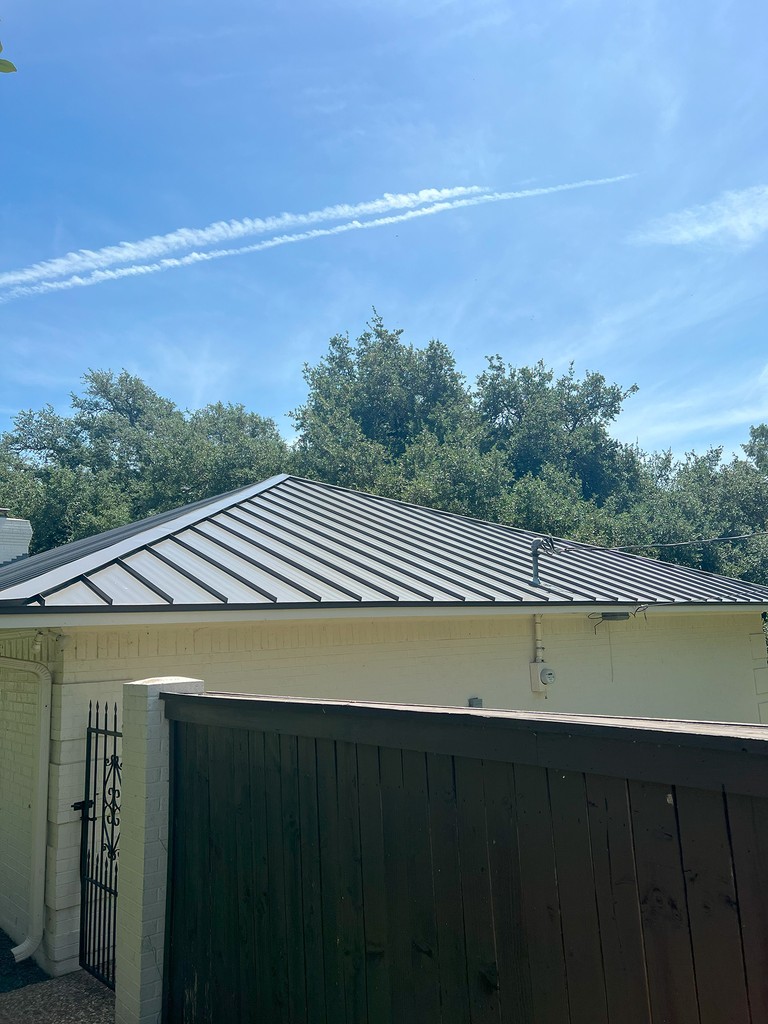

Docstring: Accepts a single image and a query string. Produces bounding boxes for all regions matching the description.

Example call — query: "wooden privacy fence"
[160,694,768,1024]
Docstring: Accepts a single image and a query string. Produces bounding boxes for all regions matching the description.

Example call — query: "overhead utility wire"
[613,530,768,552]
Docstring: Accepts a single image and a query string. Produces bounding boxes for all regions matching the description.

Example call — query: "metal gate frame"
[72,701,122,989]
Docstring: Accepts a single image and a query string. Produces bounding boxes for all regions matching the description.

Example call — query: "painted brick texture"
[58,610,766,722]
[0,667,37,942]
[115,677,204,1024]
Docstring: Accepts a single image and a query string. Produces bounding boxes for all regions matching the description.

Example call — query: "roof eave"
[0,598,765,631]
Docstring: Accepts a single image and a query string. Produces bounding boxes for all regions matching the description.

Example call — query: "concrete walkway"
[0,970,114,1024]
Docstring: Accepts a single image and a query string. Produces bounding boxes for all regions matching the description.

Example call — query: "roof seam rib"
[144,547,230,604]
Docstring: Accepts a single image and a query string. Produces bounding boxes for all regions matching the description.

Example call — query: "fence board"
[482,760,533,1024]
[191,724,212,1023]
[454,755,502,1024]
[676,785,750,1024]
[297,735,327,1024]
[165,721,189,1022]
[426,752,472,1024]
[514,762,570,1024]
[726,792,768,1023]
[357,744,391,1024]
[379,745,412,1023]
[401,749,441,1023]
[248,730,272,1024]
[316,737,346,1022]
[232,729,257,1024]
[280,733,308,1024]
[585,774,651,1024]
[335,740,367,1022]
[629,781,700,1024]
[549,769,610,1024]
[207,726,239,1022]
[264,731,290,1022]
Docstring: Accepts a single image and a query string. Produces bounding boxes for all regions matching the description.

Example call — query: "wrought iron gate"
[73,701,122,989]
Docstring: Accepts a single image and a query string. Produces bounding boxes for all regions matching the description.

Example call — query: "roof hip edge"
[0,473,293,597]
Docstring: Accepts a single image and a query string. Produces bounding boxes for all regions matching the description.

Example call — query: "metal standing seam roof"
[0,473,767,612]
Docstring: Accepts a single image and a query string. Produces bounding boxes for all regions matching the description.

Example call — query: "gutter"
[0,655,52,962]
[0,600,765,630]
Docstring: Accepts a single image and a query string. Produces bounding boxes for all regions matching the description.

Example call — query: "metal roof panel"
[86,565,169,606]
[43,579,110,607]
[1,474,767,612]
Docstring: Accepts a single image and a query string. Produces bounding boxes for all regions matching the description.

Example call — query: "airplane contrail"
[0,175,634,304]
[0,186,486,289]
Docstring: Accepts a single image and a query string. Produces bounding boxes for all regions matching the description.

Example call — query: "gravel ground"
[0,970,114,1024]
[0,930,113,1023]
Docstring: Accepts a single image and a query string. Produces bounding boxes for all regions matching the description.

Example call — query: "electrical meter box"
[530,662,556,693]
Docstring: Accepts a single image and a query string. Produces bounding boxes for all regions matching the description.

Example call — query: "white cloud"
[613,366,768,452]
[631,185,768,247]
[0,174,633,304]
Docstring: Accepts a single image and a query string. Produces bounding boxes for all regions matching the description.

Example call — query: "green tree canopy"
[476,356,641,504]
[290,314,508,515]
[1,370,289,551]
[2,317,768,584]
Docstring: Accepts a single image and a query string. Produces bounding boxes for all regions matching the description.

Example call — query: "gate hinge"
[71,799,94,812]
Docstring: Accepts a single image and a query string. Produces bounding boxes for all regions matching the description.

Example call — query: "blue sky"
[1,0,766,456]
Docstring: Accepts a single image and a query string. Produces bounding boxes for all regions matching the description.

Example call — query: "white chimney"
[0,509,33,566]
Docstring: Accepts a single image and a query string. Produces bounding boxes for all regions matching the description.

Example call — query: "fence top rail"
[161,691,768,797]
[162,690,768,742]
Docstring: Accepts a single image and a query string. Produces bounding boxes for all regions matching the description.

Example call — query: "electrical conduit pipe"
[533,613,545,663]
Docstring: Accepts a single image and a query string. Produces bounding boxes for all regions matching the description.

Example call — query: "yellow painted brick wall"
[57,610,768,723]
[0,666,38,943]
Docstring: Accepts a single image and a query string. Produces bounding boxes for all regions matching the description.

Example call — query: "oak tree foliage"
[2,317,768,583]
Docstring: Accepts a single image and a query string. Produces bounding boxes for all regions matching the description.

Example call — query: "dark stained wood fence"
[161,694,768,1024]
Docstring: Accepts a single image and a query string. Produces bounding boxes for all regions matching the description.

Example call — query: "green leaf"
[0,58,17,73]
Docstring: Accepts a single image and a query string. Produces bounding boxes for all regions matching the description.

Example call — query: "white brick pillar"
[115,676,205,1024]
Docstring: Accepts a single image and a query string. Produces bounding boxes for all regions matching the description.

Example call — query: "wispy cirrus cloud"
[631,184,768,247]
[615,370,768,451]
[0,174,633,304]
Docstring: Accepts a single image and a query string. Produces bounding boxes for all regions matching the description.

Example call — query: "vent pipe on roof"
[0,509,33,567]
[530,535,575,586]
[530,537,555,587]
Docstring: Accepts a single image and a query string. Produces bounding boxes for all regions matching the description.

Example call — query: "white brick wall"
[115,677,204,1024]
[57,610,767,722]
[0,667,37,943]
